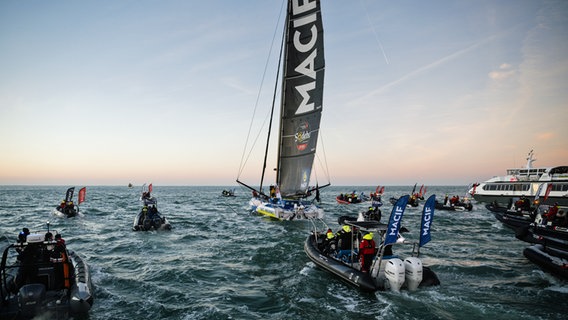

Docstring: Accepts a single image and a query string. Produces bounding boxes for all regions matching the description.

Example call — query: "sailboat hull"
[251,197,323,220]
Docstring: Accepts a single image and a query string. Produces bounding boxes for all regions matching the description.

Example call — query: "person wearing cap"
[335,225,354,262]
[359,232,376,272]
[18,228,30,243]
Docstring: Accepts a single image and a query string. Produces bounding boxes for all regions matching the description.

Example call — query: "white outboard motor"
[383,258,405,292]
[404,257,423,291]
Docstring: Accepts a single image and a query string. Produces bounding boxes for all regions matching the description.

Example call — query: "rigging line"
[360,0,389,65]
[317,127,332,182]
[237,0,287,178]
[221,197,241,215]
[260,7,287,193]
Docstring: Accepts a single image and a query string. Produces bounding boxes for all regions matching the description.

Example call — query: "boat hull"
[493,211,533,231]
[133,210,172,231]
[304,234,377,292]
[304,234,439,292]
[523,244,568,280]
[252,198,323,220]
[516,224,568,251]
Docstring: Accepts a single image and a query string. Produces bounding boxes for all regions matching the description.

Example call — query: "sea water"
[0,185,565,320]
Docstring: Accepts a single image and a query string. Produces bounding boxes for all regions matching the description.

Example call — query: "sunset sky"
[1,0,567,187]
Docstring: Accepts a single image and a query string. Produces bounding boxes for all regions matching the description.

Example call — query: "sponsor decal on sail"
[295,122,311,151]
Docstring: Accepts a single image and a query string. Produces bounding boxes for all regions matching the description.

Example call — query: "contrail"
[361,0,390,65]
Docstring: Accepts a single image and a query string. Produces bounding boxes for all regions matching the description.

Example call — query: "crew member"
[336,225,354,261]
[359,233,376,272]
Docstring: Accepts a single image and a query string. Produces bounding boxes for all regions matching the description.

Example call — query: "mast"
[276,1,293,187]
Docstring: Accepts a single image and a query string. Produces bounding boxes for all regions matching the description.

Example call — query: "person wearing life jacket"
[321,229,337,255]
[543,203,560,224]
[51,233,69,289]
[64,201,74,216]
[335,225,354,261]
[359,232,376,273]
[58,200,66,212]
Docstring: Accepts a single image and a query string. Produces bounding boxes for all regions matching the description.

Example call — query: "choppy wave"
[0,185,565,320]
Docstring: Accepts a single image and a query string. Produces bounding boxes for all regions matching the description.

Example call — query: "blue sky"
[1,0,567,186]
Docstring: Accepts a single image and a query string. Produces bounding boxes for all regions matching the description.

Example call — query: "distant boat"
[221,189,236,197]
[128,183,133,188]
[468,150,568,206]
[133,197,171,231]
[133,183,171,231]
[53,187,86,218]
[336,191,368,204]
[236,0,329,220]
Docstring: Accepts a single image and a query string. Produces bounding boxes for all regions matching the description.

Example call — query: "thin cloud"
[489,63,516,80]
[355,33,501,105]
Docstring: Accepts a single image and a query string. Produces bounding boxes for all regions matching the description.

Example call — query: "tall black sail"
[277,0,324,198]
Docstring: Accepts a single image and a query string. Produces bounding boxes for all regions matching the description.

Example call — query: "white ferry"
[468,150,568,206]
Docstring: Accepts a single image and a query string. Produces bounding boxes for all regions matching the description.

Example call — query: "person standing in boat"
[50,233,68,290]
[543,203,559,224]
[359,233,376,273]
[18,227,30,243]
[335,225,354,262]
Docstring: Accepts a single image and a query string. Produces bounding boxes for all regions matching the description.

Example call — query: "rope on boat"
[221,196,242,216]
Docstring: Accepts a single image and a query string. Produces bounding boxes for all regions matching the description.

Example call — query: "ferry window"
[563,184,568,192]
[523,184,530,191]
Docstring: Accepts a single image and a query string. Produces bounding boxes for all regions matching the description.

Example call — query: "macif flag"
[78,187,86,204]
[419,194,436,247]
[384,195,409,246]
[65,187,75,202]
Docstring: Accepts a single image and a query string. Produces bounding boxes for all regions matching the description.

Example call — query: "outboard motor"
[18,283,46,318]
[404,257,423,291]
[383,258,405,292]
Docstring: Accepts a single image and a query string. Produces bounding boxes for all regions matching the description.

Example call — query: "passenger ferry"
[468,150,568,206]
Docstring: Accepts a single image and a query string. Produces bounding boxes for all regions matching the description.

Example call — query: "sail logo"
[422,207,432,236]
[292,0,320,115]
[295,122,311,151]
[301,170,309,189]
[388,205,404,236]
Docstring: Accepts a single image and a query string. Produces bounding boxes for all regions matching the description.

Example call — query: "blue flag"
[384,195,409,246]
[419,194,436,247]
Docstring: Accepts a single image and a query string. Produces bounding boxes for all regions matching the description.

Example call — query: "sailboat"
[237,0,329,220]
